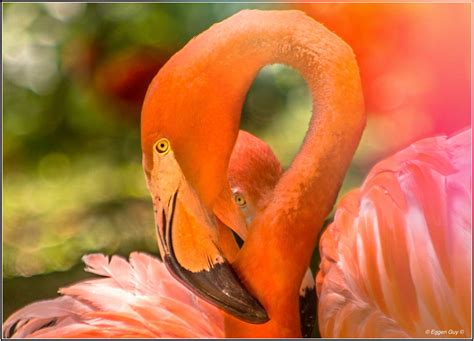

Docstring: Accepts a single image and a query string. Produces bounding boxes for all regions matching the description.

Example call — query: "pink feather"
[317,129,471,338]
[3,252,224,338]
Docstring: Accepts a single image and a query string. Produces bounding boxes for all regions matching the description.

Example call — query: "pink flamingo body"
[318,129,471,338]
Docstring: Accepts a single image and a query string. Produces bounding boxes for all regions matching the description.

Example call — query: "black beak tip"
[222,285,269,324]
[236,303,269,324]
[164,254,270,324]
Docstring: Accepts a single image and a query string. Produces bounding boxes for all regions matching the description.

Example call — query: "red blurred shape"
[296,3,470,146]
[94,48,170,107]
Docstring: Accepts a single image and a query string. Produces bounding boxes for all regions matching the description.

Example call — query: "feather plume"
[3,253,224,338]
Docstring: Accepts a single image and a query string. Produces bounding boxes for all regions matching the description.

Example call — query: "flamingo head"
[226,131,283,226]
[143,134,268,324]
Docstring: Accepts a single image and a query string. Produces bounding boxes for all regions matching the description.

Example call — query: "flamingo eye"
[233,193,247,207]
[154,138,171,155]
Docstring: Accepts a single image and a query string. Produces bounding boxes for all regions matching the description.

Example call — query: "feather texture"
[317,129,471,338]
[3,252,224,338]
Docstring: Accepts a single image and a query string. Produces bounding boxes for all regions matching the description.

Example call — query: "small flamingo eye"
[234,193,247,207]
[154,138,171,155]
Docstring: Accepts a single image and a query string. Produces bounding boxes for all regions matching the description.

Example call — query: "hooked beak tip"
[164,255,269,324]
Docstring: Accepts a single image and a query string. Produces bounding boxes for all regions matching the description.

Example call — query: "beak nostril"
[232,230,245,249]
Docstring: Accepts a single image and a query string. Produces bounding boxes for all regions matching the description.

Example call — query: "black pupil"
[160,143,165,149]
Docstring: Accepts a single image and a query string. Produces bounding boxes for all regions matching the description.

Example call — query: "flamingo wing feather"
[317,129,471,338]
[3,252,224,338]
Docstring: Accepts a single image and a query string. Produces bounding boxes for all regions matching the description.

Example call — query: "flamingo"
[140,9,365,337]
[4,9,471,338]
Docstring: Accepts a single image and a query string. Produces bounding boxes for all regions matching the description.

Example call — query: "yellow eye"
[154,138,171,155]
[234,193,247,207]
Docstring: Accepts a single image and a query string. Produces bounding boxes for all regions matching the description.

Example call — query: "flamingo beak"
[146,148,268,324]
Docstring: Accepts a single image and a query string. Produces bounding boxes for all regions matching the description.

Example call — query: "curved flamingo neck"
[142,9,365,337]
[211,11,365,337]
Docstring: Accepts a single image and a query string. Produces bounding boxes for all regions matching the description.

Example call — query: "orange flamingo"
[4,9,471,339]
[140,9,365,337]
